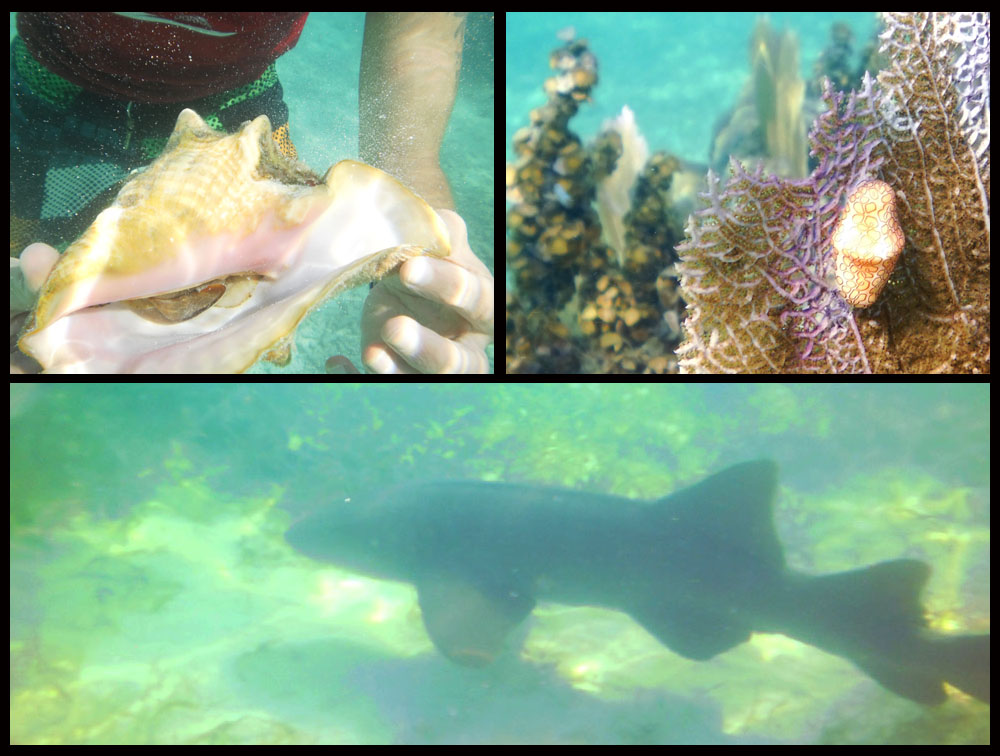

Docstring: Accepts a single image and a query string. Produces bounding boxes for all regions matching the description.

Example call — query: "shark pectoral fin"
[417,576,536,667]
[628,604,752,661]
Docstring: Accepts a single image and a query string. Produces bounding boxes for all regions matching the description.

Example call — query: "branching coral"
[678,78,883,373]
[678,12,990,373]
[506,35,689,374]
[872,12,990,370]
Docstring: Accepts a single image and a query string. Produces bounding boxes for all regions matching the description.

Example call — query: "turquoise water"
[506,11,878,166]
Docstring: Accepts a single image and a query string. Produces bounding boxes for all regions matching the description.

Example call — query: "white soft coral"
[595,106,649,266]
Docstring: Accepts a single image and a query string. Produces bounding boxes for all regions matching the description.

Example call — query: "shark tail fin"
[788,559,990,705]
[851,633,991,705]
[928,633,990,704]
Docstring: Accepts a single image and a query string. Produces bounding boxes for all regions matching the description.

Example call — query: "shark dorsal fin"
[654,460,784,573]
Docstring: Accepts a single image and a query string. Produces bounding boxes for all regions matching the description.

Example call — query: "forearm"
[359,12,465,210]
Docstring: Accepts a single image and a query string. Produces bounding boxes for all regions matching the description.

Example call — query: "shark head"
[285,491,418,582]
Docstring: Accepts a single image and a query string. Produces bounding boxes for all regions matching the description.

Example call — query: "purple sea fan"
[678,12,990,373]
[676,77,885,374]
[875,13,990,339]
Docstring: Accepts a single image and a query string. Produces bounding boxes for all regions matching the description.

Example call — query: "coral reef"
[506,38,604,314]
[506,35,690,374]
[678,12,990,373]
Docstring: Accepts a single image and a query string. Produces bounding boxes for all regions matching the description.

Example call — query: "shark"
[284,460,990,705]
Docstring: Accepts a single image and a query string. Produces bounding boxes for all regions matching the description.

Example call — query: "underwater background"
[506,12,877,171]
[10,384,989,744]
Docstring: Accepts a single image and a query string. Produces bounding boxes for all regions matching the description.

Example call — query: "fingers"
[400,256,494,338]
[364,315,491,374]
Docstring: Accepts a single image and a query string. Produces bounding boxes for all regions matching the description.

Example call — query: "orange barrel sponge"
[830,179,904,308]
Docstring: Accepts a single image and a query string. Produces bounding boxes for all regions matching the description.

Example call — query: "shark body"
[285,461,989,705]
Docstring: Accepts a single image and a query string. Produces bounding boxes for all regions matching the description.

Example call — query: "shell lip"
[18,109,452,373]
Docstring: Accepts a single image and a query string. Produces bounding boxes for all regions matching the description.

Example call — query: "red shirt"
[17,12,307,103]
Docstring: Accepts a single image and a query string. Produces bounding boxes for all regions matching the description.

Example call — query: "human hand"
[360,209,493,373]
[10,242,60,374]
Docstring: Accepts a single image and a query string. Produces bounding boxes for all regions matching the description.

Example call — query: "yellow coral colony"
[831,179,904,307]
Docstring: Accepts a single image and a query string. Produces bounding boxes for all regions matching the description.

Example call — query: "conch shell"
[18,109,450,372]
